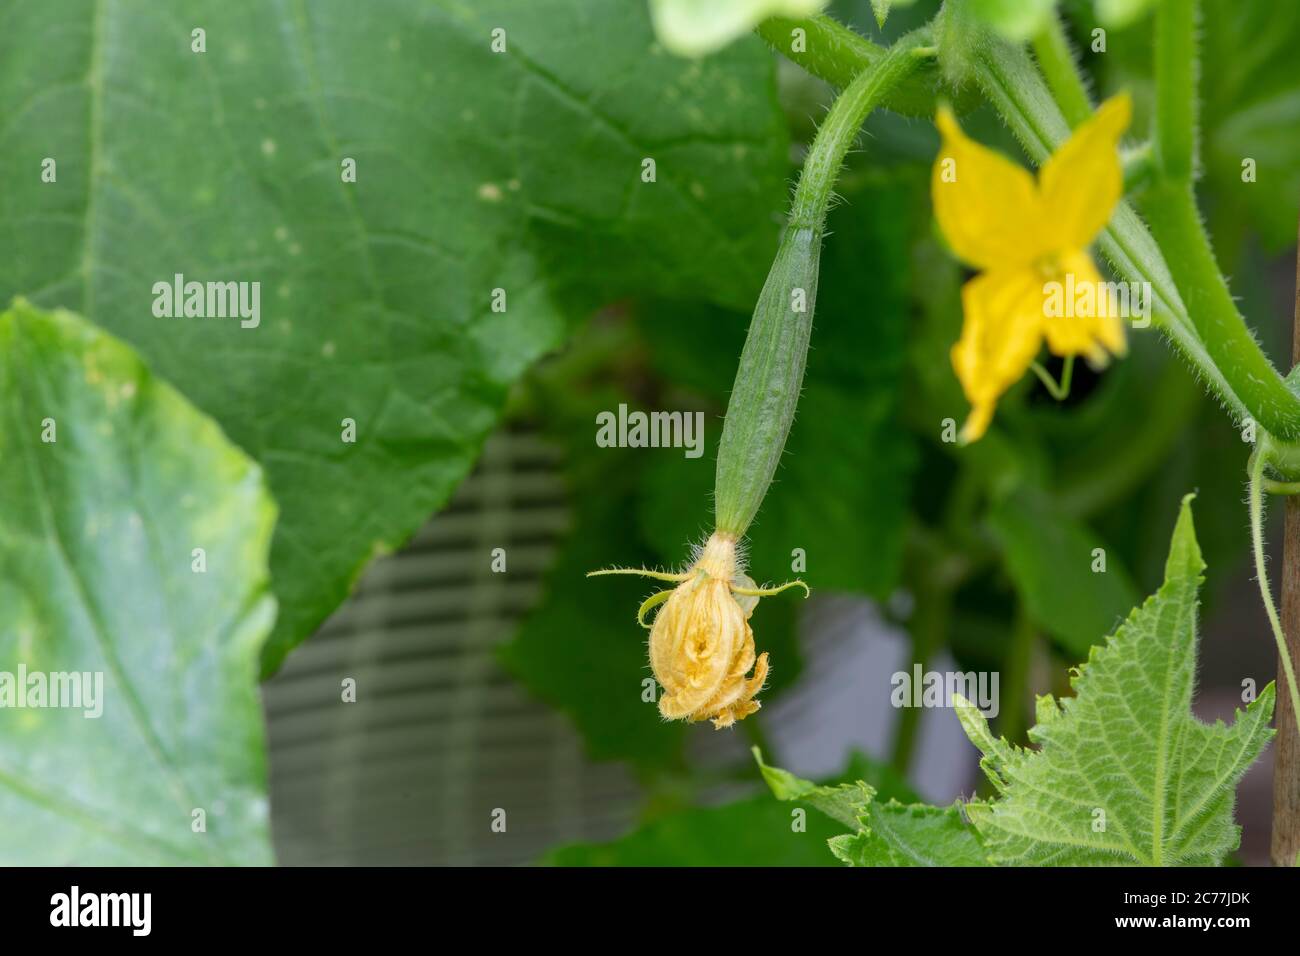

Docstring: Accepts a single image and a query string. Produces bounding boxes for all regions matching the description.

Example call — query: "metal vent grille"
[263,430,642,865]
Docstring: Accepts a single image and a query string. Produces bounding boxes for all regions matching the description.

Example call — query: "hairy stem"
[786,35,927,231]
[755,15,939,116]
[1153,0,1196,181]
[1029,355,1074,401]
[1139,182,1300,435]
[1248,451,1300,740]
[1030,11,1091,128]
[1140,0,1300,442]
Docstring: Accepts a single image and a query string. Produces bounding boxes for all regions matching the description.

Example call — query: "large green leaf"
[958,495,1275,866]
[0,0,788,674]
[0,301,275,864]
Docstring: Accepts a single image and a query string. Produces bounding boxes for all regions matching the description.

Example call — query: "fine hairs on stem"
[1247,451,1300,738]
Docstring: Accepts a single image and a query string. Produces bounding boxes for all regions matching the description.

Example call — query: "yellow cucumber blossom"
[588,533,807,729]
[931,93,1132,443]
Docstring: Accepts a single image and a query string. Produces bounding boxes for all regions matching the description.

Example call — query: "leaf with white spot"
[0,0,788,673]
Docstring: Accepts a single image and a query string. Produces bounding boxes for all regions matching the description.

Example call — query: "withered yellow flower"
[589,532,806,728]
[931,93,1132,443]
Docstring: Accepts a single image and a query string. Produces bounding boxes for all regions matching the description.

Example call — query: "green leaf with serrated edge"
[989,486,1139,658]
[868,0,921,30]
[754,747,875,829]
[550,750,889,865]
[649,0,830,56]
[0,301,275,865]
[830,801,991,867]
[956,495,1275,866]
[546,792,846,866]
[1,0,788,676]
[755,748,989,866]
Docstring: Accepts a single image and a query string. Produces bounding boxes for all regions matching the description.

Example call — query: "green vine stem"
[893,534,955,772]
[1138,184,1300,432]
[1152,0,1196,182]
[1030,10,1091,129]
[761,0,1300,775]
[755,15,941,117]
[1248,449,1300,740]
[1029,355,1074,402]
[713,32,927,538]
[1139,0,1299,438]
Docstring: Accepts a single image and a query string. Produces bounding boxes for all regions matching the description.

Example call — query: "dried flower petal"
[588,532,807,729]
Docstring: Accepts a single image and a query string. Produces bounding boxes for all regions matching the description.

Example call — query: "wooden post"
[1273,220,1300,867]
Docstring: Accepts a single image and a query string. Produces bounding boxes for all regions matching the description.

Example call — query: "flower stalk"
[1030,10,1091,129]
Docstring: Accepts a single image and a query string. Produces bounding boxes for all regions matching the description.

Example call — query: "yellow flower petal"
[1041,252,1128,361]
[951,267,1049,442]
[932,106,1046,271]
[1038,93,1132,251]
